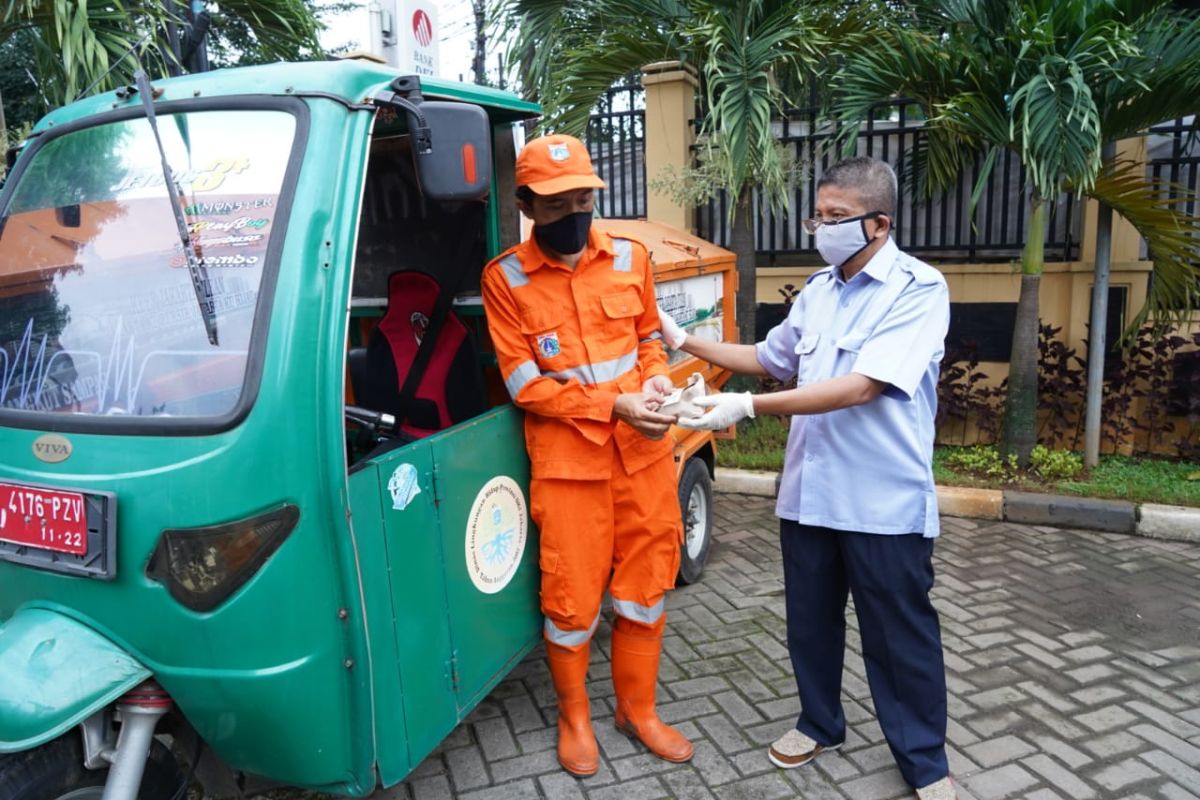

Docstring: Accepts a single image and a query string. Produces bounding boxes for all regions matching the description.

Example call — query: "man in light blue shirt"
[660,157,954,800]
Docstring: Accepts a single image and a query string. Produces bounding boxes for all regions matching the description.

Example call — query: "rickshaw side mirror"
[381,76,493,202]
[411,101,493,201]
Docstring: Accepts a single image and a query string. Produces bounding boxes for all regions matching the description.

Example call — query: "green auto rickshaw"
[0,59,727,799]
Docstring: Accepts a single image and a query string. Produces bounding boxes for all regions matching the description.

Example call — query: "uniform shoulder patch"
[485,244,523,270]
[805,267,835,286]
[609,234,649,258]
[895,253,945,286]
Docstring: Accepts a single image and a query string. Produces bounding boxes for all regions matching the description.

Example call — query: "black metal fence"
[586,82,646,220]
[1147,116,1199,214]
[696,98,1082,265]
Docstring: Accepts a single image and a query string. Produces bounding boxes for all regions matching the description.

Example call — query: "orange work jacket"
[481,229,673,480]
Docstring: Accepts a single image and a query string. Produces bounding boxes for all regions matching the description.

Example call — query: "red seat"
[350,271,485,439]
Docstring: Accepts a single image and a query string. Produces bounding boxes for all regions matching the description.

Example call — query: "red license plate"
[0,482,88,556]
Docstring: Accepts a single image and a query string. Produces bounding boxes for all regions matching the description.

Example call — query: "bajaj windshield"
[0,109,296,423]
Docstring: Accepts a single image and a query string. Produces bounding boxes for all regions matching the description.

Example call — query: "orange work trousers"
[531,446,682,651]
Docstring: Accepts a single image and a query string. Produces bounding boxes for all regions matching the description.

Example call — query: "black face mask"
[534,211,592,256]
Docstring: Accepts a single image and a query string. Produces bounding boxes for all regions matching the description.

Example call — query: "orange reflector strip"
[462,144,477,185]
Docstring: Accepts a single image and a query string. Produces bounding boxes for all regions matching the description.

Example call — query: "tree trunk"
[730,187,757,344]
[1084,142,1118,467]
[1002,196,1046,467]
[0,84,7,180]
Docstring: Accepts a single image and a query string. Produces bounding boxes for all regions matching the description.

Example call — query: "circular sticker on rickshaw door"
[465,476,528,594]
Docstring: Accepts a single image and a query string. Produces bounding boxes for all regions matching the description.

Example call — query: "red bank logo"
[412,9,433,47]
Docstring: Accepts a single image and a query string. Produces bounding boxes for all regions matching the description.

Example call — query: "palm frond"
[2,1,322,108]
[1010,56,1102,197]
[1089,160,1200,333]
[1097,7,1200,140]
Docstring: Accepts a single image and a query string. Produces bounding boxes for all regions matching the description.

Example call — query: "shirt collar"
[854,237,900,283]
[520,225,612,273]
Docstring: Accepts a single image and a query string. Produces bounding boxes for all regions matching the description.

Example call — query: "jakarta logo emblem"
[548,143,571,162]
[536,332,560,358]
[465,476,528,594]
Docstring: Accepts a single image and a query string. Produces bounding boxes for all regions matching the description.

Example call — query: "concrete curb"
[1138,503,1200,543]
[713,467,778,497]
[1004,491,1136,534]
[712,468,1200,544]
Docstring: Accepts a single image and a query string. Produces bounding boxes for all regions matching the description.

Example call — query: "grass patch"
[716,413,789,471]
[717,416,1200,507]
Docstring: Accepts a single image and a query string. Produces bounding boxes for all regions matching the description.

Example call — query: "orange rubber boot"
[611,616,694,762]
[546,641,599,776]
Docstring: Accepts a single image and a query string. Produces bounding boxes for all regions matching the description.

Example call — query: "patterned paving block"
[249,496,1200,800]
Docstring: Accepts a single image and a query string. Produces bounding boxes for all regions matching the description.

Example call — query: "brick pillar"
[641,61,698,230]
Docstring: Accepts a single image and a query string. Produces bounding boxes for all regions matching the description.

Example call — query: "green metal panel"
[427,407,542,712]
[0,96,380,795]
[0,608,150,752]
[346,462,410,786]
[30,61,540,137]
[0,58,542,796]
[371,442,460,769]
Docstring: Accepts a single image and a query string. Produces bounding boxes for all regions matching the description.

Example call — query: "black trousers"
[779,520,949,788]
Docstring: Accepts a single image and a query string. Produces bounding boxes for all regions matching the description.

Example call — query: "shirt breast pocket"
[520,304,570,365]
[596,288,644,357]
[794,333,821,385]
[834,329,868,371]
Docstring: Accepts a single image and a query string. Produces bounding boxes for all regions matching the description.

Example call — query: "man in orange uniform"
[481,134,693,777]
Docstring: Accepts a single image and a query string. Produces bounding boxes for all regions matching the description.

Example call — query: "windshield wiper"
[133,69,219,346]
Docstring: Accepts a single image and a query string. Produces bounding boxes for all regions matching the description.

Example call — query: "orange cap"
[516,134,607,195]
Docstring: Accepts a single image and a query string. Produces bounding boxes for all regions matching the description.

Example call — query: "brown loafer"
[766,728,842,769]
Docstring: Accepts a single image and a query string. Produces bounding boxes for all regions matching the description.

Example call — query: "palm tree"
[830,0,1200,465]
[0,1,323,115]
[504,0,850,343]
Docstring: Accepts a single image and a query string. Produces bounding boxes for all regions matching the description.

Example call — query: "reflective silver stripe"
[499,254,528,288]
[612,238,633,272]
[504,360,541,398]
[612,597,665,625]
[642,331,663,343]
[545,348,637,386]
[545,611,600,647]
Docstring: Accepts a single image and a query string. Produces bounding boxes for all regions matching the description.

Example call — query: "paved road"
[264,493,1200,800]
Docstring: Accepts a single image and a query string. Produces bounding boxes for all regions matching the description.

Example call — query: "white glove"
[656,304,688,350]
[676,391,755,430]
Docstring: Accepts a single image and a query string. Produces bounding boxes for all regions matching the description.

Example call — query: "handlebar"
[345,405,398,435]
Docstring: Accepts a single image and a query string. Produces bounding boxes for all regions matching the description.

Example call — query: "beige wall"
[641,62,697,232]
[755,256,1155,358]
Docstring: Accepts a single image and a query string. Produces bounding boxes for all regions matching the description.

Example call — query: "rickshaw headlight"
[147,505,300,612]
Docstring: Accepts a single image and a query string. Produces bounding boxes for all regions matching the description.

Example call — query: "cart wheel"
[0,731,184,800]
[677,457,714,585]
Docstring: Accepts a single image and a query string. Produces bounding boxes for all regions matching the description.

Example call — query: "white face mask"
[813,213,884,267]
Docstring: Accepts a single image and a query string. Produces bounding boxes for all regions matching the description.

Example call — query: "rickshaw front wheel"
[676,457,714,585]
[0,731,183,800]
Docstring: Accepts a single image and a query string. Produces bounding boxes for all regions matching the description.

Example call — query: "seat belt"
[391,230,479,431]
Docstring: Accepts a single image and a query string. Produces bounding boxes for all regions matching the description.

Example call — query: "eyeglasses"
[802,210,886,234]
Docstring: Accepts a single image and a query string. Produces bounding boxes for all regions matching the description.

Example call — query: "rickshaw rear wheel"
[676,457,714,585]
[0,731,184,800]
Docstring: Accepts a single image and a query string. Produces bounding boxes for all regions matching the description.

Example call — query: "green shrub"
[1030,445,1083,480]
[943,445,1017,479]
